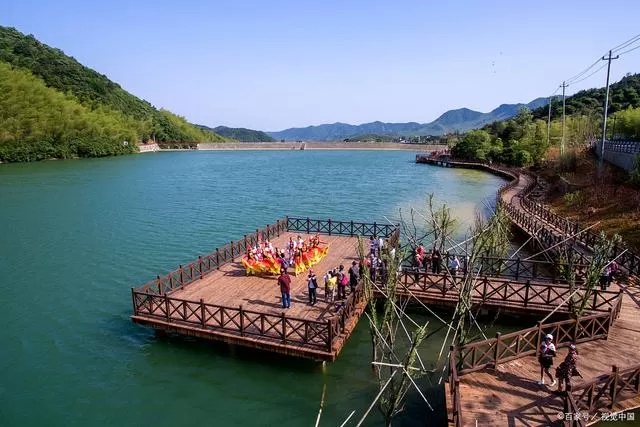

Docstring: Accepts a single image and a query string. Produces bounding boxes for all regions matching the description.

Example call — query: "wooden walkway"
[447,281,640,426]
[421,160,640,426]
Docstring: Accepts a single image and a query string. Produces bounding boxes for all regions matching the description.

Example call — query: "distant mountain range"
[265,98,549,141]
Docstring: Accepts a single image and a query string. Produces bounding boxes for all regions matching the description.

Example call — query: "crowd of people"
[410,243,461,276]
[241,234,329,276]
[276,235,389,308]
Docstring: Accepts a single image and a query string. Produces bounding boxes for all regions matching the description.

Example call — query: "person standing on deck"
[348,260,359,294]
[307,270,318,305]
[556,344,581,392]
[278,268,292,309]
[431,247,442,274]
[538,334,557,386]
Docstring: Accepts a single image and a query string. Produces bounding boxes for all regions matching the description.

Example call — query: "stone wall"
[594,140,640,171]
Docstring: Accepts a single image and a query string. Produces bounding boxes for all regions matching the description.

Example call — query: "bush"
[563,191,585,207]
[559,150,578,172]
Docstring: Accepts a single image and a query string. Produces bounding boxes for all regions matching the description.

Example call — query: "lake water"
[0,150,516,426]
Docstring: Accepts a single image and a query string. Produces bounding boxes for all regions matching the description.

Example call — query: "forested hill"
[201,125,275,142]
[533,73,640,120]
[0,26,224,162]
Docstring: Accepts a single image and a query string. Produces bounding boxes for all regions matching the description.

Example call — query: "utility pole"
[600,50,619,169]
[561,81,567,155]
[546,94,553,148]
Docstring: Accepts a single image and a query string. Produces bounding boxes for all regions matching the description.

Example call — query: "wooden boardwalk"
[446,281,640,426]
[418,160,640,426]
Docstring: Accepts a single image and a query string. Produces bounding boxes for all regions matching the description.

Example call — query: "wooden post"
[240,305,245,337]
[230,241,234,261]
[216,248,220,269]
[200,299,206,328]
[328,218,332,236]
[157,275,162,294]
[524,281,530,307]
[244,235,247,252]
[165,296,170,322]
[306,217,310,234]
[131,288,137,315]
[373,222,377,238]
[535,321,542,357]
[494,333,501,367]
[198,256,204,279]
[350,220,354,236]
[610,365,619,409]
[282,312,287,344]
[327,319,333,352]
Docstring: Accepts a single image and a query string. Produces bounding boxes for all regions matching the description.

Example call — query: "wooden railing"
[563,392,586,427]
[571,363,640,414]
[448,345,463,427]
[403,255,589,283]
[395,272,621,314]
[451,293,622,375]
[136,218,289,295]
[286,216,400,239]
[132,291,333,351]
[132,217,401,353]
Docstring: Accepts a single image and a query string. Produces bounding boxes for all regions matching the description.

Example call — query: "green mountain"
[532,73,640,119]
[199,125,275,142]
[267,98,549,141]
[0,26,224,162]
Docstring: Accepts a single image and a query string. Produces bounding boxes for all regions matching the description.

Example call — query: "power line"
[566,62,608,87]
[612,32,640,53]
[565,59,602,84]
[617,43,640,56]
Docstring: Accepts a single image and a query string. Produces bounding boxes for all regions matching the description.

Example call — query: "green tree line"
[0,26,224,162]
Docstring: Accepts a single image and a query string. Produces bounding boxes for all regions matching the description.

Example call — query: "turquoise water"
[0,150,512,426]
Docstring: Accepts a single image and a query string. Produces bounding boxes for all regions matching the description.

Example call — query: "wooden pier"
[132,217,400,361]
[416,157,640,426]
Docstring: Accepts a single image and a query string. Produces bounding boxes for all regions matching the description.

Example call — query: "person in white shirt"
[538,334,557,386]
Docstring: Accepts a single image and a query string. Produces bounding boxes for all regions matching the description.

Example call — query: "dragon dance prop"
[241,245,330,276]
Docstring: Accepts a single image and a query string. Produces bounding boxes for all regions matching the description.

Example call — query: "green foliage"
[533,73,640,120]
[0,61,139,161]
[611,107,640,140]
[209,126,274,142]
[563,191,585,207]
[0,25,224,159]
[452,108,548,166]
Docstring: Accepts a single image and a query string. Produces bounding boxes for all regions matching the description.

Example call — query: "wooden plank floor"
[169,232,362,323]
[447,281,640,426]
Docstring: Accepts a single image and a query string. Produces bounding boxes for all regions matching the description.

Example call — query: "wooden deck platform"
[445,281,640,426]
[132,231,365,360]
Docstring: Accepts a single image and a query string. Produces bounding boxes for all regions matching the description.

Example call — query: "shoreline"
[183,142,441,152]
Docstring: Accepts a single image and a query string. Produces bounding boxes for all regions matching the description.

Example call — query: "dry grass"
[533,148,640,252]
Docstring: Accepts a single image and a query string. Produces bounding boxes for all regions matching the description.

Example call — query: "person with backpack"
[538,334,557,386]
[326,270,337,302]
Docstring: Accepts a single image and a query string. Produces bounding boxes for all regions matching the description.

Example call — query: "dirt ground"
[531,147,640,252]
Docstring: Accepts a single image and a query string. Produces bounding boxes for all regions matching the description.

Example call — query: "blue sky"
[2,0,640,131]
